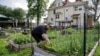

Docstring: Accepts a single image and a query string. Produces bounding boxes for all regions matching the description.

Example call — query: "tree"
[91,0,100,21]
[0,5,26,21]
[0,4,13,17]
[13,8,26,21]
[27,0,48,25]
[5,7,13,17]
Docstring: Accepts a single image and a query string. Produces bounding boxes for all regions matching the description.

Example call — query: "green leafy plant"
[13,33,34,44]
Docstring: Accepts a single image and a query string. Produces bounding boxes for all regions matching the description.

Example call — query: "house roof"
[64,1,85,6]
[48,1,86,10]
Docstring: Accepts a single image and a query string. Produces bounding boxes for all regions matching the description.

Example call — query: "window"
[51,18,53,21]
[56,14,60,19]
[79,8,82,10]
[74,6,82,11]
[58,3,60,7]
[53,9,56,14]
[65,17,68,20]
[74,6,78,11]
[66,9,68,11]
[56,15,57,19]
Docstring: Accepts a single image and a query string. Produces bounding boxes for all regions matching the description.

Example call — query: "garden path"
[32,43,57,56]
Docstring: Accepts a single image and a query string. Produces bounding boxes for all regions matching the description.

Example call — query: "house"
[47,0,94,28]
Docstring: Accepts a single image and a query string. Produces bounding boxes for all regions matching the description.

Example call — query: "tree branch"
[96,13,100,21]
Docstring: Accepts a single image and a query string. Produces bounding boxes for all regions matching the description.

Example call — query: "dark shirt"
[32,25,47,35]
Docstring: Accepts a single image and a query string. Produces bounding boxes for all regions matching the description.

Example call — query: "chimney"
[65,0,69,3]
[64,0,70,5]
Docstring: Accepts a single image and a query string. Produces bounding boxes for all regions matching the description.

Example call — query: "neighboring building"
[0,14,25,28]
[48,0,94,28]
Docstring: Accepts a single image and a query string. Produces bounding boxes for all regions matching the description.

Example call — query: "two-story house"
[47,0,94,28]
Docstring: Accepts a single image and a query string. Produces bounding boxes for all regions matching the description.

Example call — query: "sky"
[0,0,76,10]
[0,0,28,10]
[0,0,55,23]
[0,0,55,10]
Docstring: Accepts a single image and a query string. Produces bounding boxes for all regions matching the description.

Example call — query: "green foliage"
[64,28,77,33]
[0,4,26,21]
[0,28,99,56]
[0,4,13,17]
[0,39,9,56]
[94,45,100,56]
[40,28,98,56]
[13,8,26,21]
[17,48,31,56]
[27,0,48,25]
[0,33,32,56]
[13,33,34,44]
[38,41,54,50]
[94,22,100,29]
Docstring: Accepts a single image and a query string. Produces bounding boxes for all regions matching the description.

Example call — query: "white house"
[47,0,94,28]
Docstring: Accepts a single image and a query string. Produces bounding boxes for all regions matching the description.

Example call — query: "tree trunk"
[93,0,99,21]
[37,16,39,26]
[97,14,100,21]
[36,0,40,26]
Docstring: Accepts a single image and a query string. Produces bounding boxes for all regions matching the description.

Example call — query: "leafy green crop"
[13,33,34,44]
[0,28,99,56]
[41,28,99,56]
[94,45,100,56]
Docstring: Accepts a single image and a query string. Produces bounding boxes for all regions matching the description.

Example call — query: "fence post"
[83,13,87,56]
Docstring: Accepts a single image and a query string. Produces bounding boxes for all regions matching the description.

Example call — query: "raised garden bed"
[8,40,34,51]
[8,33,34,51]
